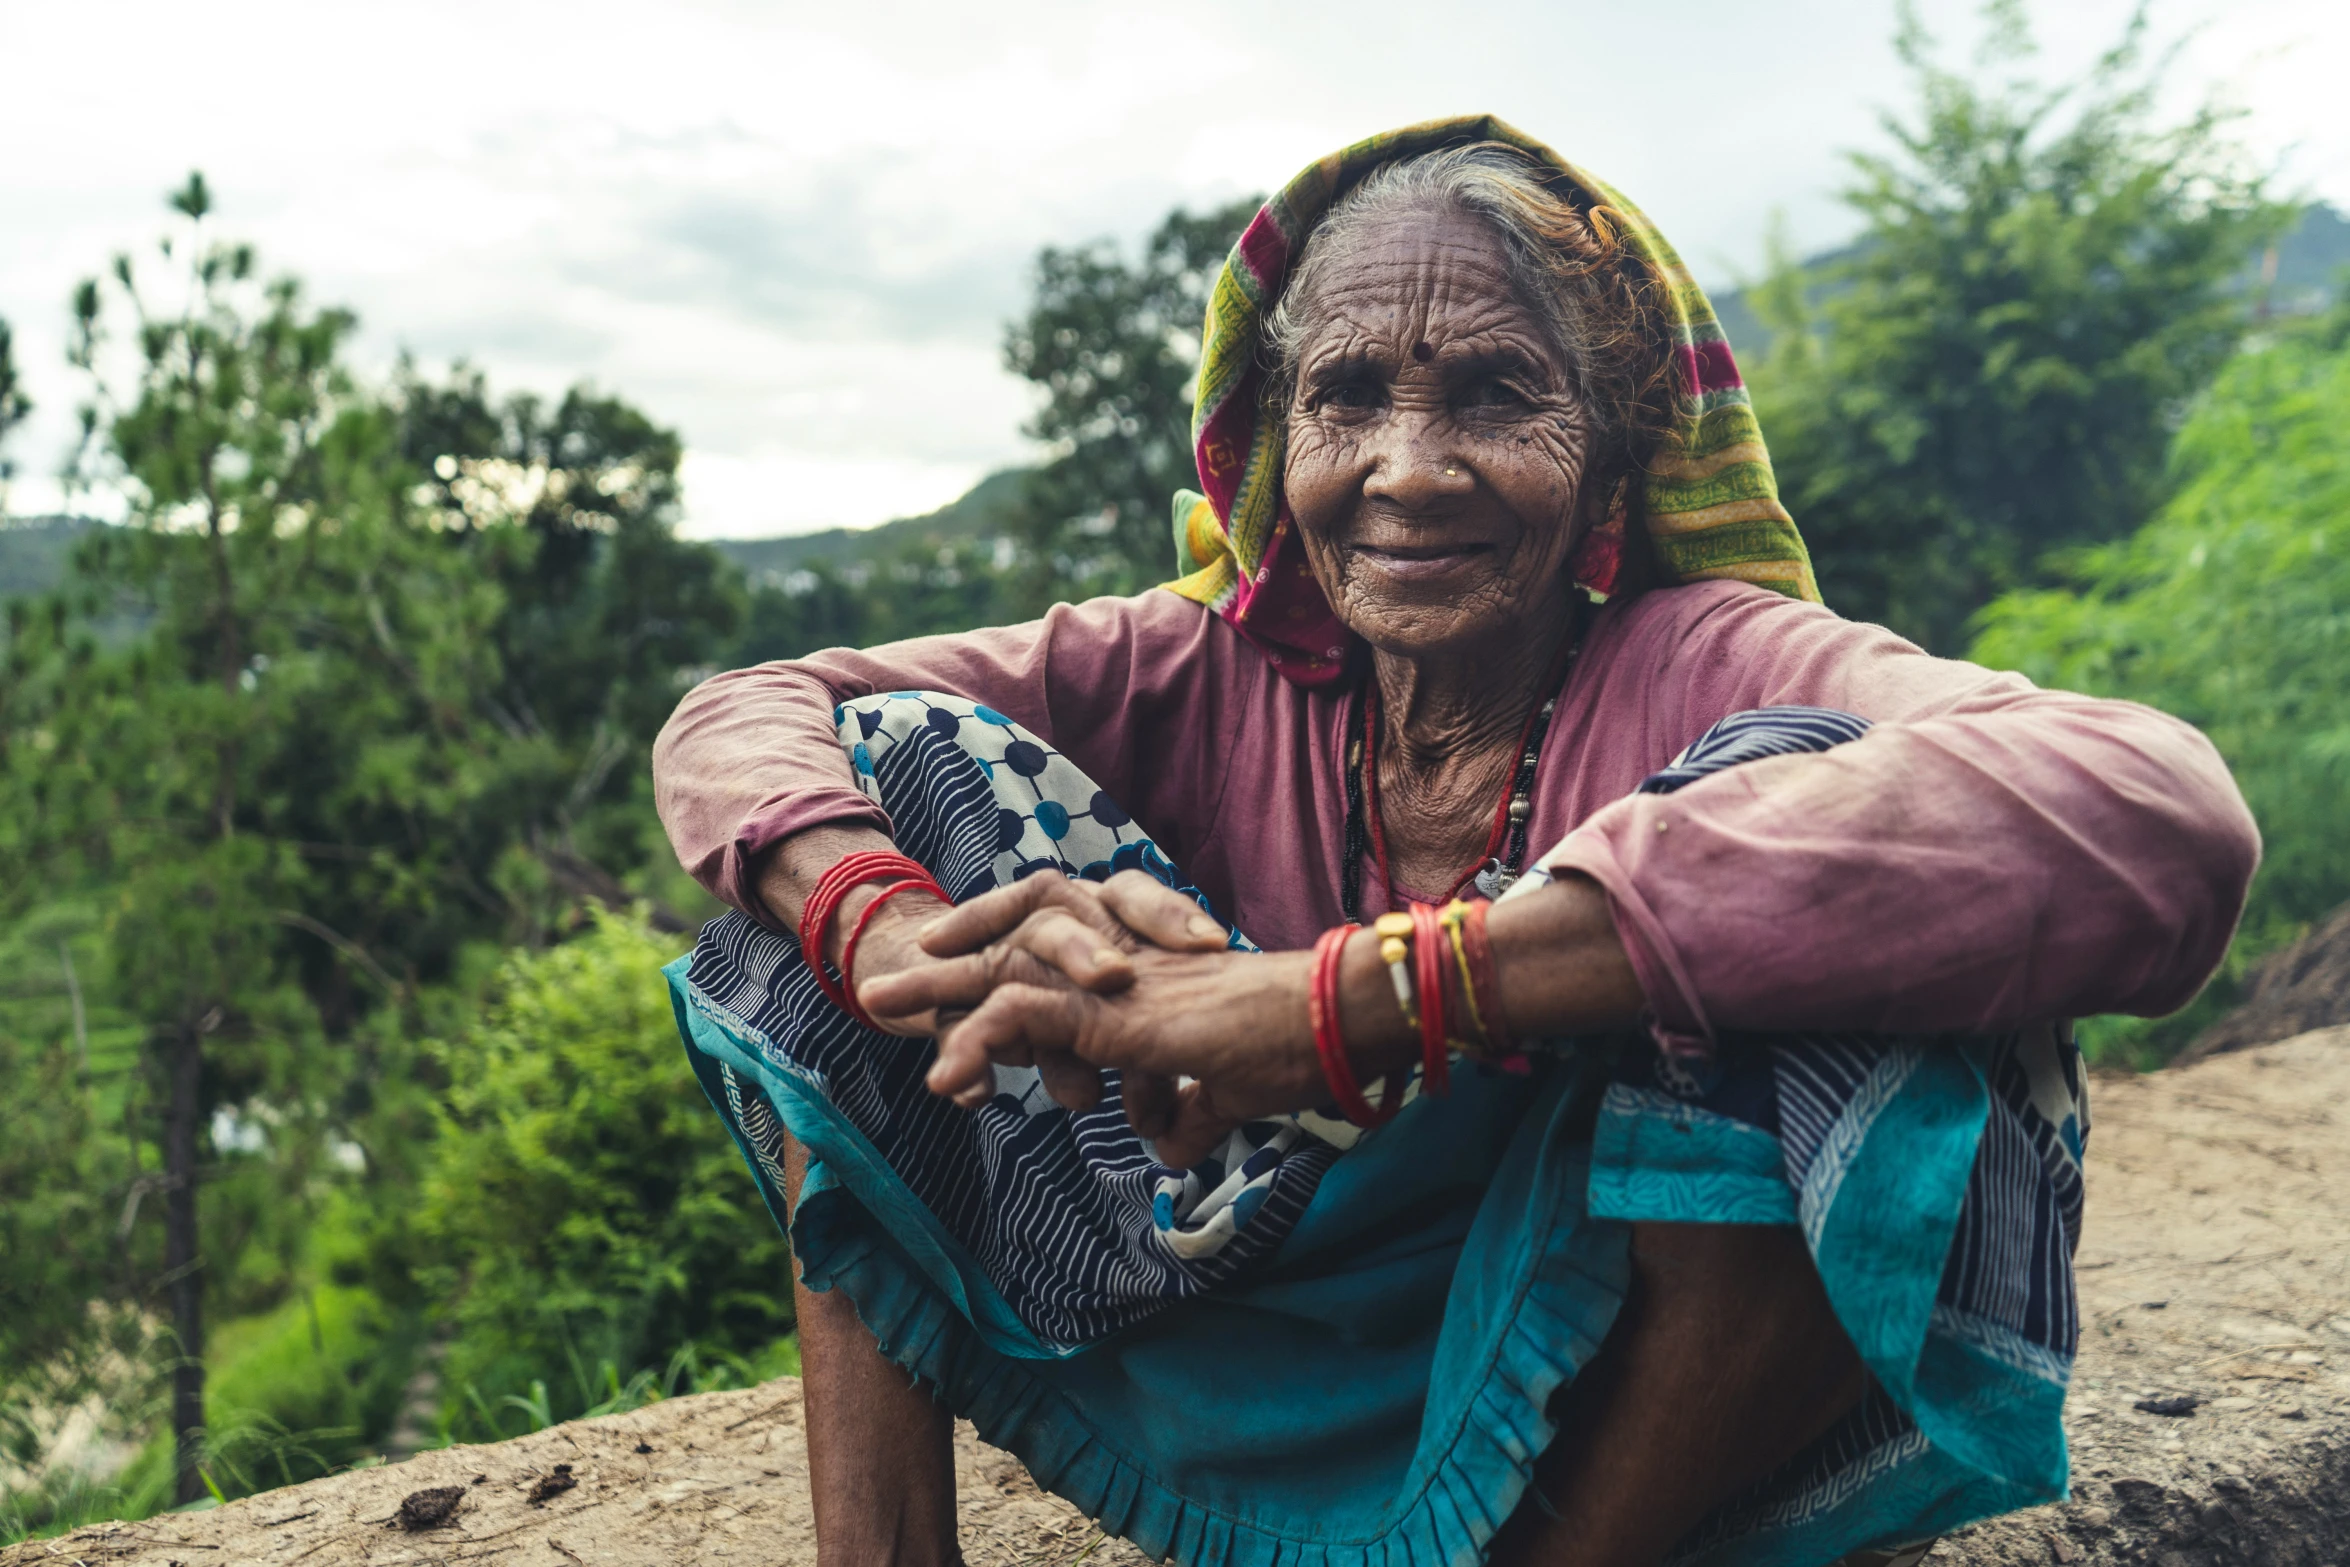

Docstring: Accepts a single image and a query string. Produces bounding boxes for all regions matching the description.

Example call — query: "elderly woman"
[654,119,2255,1567]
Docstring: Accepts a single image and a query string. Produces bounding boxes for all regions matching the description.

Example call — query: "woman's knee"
[1625,1222,1866,1406]
[1629,1220,1818,1303]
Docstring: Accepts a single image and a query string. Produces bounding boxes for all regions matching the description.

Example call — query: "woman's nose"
[1359,412,1471,510]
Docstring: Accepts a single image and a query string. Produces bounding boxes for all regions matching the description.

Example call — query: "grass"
[0,1283,415,1545]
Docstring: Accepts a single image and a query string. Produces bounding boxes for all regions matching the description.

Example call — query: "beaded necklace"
[1339,605,1587,923]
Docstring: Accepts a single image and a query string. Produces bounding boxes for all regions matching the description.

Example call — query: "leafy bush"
[1749,6,2288,651]
[410,912,793,1438]
[1972,317,2350,1061]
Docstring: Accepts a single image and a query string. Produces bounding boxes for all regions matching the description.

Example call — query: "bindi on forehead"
[1412,341,1434,363]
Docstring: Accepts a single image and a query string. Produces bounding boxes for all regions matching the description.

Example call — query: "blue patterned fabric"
[665,698,2086,1567]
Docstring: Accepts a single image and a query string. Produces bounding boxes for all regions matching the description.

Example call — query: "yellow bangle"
[1439,899,1491,1056]
[1372,911,1417,1027]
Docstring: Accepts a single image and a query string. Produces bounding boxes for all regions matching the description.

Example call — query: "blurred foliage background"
[3,0,2347,1542]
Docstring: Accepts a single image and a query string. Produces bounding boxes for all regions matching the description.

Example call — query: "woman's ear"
[1567,473,1633,602]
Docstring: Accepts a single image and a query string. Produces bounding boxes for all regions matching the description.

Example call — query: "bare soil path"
[11,1029,2344,1567]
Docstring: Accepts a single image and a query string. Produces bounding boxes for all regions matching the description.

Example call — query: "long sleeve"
[651,591,1255,923]
[1544,584,2261,1037]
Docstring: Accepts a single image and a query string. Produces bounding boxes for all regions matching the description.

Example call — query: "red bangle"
[801,851,948,1024]
[837,878,948,1029]
[1409,900,1451,1097]
[801,852,906,1007]
[1309,924,1396,1128]
[1461,899,1521,1064]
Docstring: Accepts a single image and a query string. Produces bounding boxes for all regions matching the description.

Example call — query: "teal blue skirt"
[667,694,2085,1566]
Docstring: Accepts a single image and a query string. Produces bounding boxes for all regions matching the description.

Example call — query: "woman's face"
[1281,207,1594,660]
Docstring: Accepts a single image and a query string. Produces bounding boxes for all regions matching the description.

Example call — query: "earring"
[1567,481,1630,603]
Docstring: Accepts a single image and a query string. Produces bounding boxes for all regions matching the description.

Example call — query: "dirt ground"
[10,1029,2343,1567]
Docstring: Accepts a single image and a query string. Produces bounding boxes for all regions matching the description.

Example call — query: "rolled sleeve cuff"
[715,791,894,931]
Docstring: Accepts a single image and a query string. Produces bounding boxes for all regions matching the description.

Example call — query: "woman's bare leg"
[782,1132,963,1567]
[1486,1222,1870,1567]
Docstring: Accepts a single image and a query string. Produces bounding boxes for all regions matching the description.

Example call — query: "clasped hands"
[850,871,1335,1168]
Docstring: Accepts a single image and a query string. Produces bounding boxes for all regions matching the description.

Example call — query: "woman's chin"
[1341,575,1552,658]
[1352,610,1515,660]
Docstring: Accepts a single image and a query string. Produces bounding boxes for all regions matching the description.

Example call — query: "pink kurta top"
[652,581,2258,1040]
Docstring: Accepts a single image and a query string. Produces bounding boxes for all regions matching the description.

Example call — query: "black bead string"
[1341,687,1373,922]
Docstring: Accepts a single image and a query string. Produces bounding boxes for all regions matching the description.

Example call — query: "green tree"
[4,175,745,1503]
[1748,2,2290,651]
[392,366,744,888]
[0,907,146,1483]
[1004,197,1261,600]
[0,314,28,511]
[20,170,494,1500]
[1972,310,2350,1060]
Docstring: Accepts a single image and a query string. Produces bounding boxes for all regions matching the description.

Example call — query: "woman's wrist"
[751,823,903,936]
[1303,880,1642,1109]
[1327,928,1423,1091]
[751,830,953,1034]
[842,888,952,987]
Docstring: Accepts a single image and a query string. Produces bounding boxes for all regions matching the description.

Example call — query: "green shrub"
[412,912,793,1438]
[1973,319,2350,1062]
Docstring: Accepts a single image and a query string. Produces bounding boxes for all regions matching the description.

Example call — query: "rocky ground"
[9,1028,2343,1567]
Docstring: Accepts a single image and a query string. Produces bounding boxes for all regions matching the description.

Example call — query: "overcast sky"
[3,0,2344,538]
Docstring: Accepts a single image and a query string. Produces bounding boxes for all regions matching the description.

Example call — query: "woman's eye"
[1460,377,1527,409]
[1318,378,1380,411]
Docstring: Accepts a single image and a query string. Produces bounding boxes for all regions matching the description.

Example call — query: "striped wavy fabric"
[1165,114,1820,686]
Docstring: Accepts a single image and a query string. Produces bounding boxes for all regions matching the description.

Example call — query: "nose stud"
[1445,467,1458,477]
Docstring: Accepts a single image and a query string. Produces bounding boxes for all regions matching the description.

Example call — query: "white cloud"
[4,0,2342,535]
[678,448,991,540]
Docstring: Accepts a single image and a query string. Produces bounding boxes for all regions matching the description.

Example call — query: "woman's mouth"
[1353,542,1493,581]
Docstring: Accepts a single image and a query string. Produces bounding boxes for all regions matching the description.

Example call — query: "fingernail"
[1093,948,1121,970]
[1187,916,1221,940]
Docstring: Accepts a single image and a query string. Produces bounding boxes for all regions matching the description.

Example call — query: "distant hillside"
[2268,203,2350,311]
[1707,202,2350,361]
[708,469,1031,587]
[0,476,1039,610]
[0,516,96,602]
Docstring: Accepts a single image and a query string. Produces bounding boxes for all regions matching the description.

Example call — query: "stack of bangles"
[799,851,952,1031]
[1307,899,1523,1128]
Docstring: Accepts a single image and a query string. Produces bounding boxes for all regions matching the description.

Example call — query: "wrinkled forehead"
[1285,205,1565,368]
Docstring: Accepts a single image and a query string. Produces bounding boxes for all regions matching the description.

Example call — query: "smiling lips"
[1353,541,1495,581]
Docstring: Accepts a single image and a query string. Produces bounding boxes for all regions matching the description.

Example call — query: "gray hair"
[1260,143,1650,455]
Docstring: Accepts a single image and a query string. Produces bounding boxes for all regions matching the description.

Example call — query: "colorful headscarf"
[1164,114,1820,686]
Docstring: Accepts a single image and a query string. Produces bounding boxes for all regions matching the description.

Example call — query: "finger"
[1121,1070,1181,1141]
[1035,1049,1106,1112]
[926,983,1088,1106]
[857,949,1005,1021]
[1005,908,1135,992]
[1147,1081,1245,1171]
[919,875,1099,957]
[1098,871,1232,953]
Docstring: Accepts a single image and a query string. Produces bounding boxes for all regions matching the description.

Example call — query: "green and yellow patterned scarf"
[1165,114,1819,686]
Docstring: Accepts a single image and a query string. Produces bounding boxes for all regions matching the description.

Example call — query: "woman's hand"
[865,870,1428,1169]
[910,941,1334,1169]
[858,871,1240,1140]
[910,869,1234,977]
